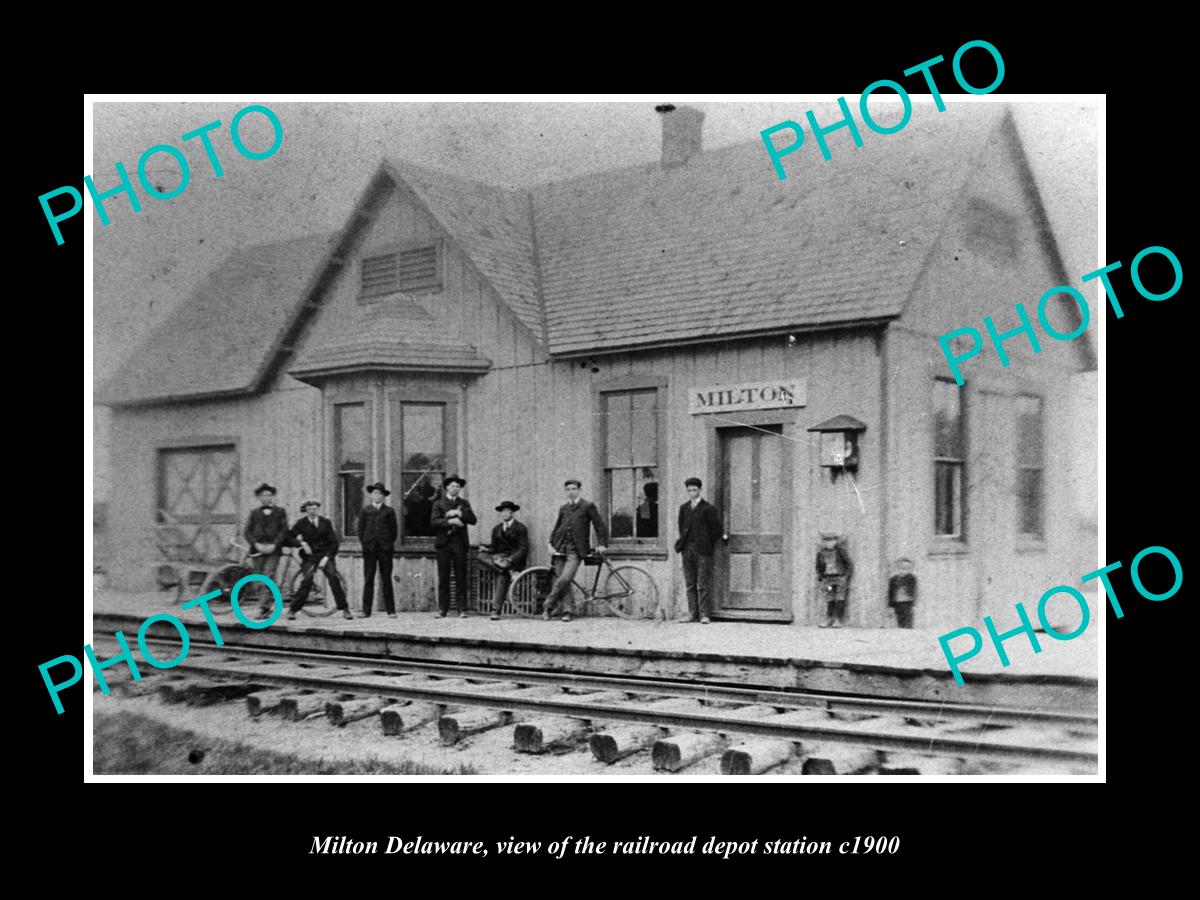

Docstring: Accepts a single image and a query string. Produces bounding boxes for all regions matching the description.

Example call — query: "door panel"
[717,425,791,620]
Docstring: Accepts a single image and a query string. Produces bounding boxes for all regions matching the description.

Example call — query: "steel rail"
[125,650,1096,767]
[122,634,1096,726]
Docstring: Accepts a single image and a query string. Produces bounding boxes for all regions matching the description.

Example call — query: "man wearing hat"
[544,479,608,623]
[242,483,289,618]
[815,531,854,628]
[482,501,529,620]
[286,500,352,620]
[357,483,398,617]
[431,476,477,617]
[675,477,727,624]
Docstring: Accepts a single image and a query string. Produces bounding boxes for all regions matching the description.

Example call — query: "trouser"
[289,557,348,613]
[437,540,469,613]
[248,552,282,613]
[894,603,914,629]
[821,578,848,623]
[681,549,714,620]
[491,558,515,614]
[361,546,395,614]
[545,552,582,615]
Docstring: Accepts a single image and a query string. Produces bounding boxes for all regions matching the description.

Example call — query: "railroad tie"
[279,692,345,722]
[186,682,270,707]
[439,707,512,744]
[590,725,669,764]
[380,702,443,736]
[799,743,881,775]
[721,740,797,775]
[246,689,290,716]
[513,718,591,754]
[159,679,224,704]
[877,755,964,776]
[652,732,727,772]
[326,697,389,726]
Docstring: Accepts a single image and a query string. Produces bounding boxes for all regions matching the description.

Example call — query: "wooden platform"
[92,590,1098,712]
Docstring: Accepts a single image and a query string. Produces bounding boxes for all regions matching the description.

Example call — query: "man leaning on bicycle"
[543,478,608,623]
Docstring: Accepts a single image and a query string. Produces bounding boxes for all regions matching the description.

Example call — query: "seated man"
[286,500,351,620]
[483,501,529,620]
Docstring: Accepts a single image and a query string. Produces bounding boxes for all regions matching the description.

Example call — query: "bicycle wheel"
[506,566,559,617]
[296,566,338,618]
[599,564,661,619]
[201,564,250,614]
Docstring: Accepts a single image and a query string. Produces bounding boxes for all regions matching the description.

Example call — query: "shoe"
[286,612,297,621]
[342,609,353,620]
[542,610,552,621]
[360,612,372,618]
[458,611,468,618]
[561,614,572,623]
[438,611,448,618]
[490,614,501,621]
[700,616,711,625]
[387,612,396,618]
[831,621,843,629]
[819,621,831,628]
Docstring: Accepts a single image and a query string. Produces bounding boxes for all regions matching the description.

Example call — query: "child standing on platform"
[888,557,918,628]
[816,532,853,628]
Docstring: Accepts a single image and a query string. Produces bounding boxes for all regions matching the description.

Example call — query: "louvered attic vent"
[360,243,442,297]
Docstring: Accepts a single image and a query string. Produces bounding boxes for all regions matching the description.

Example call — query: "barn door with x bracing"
[156,445,240,561]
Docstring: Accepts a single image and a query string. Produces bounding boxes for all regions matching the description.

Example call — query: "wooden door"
[717,425,792,621]
[156,445,240,561]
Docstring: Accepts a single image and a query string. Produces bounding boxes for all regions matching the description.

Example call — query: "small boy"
[888,557,917,628]
[816,531,853,628]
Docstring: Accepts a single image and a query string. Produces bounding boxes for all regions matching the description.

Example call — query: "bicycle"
[201,539,338,618]
[506,552,661,619]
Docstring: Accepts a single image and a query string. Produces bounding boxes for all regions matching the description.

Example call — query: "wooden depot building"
[98,105,1096,629]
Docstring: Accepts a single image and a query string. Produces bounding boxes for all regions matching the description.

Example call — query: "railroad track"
[94,636,1099,775]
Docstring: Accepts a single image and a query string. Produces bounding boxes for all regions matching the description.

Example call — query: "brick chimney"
[657,104,705,169]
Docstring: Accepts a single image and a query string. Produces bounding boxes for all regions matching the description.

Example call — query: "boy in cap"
[482,501,529,620]
[357,482,398,617]
[242,483,289,618]
[286,500,352,620]
[888,557,918,629]
[815,532,853,628]
[431,475,477,617]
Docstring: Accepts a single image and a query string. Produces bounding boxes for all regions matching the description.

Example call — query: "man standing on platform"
[357,482,398,618]
[484,501,529,620]
[431,475,477,618]
[544,479,608,623]
[675,477,727,624]
[286,500,352,621]
[242,483,289,619]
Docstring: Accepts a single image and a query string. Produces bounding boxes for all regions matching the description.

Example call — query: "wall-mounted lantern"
[808,415,867,479]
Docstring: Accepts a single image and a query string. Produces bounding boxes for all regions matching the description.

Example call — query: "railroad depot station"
[95,105,1098,705]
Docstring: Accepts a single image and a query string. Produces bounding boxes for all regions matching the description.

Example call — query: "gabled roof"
[103,105,1073,407]
[97,232,337,406]
[531,108,1002,355]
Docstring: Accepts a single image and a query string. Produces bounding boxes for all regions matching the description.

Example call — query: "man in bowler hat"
[675,477,727,624]
[482,501,529,620]
[431,475,477,617]
[544,479,608,623]
[286,500,352,620]
[357,483,398,617]
[242,483,289,618]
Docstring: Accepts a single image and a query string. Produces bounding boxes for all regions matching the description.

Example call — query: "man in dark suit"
[357,482,398,618]
[483,500,529,620]
[431,475,477,618]
[544,479,608,623]
[242,483,289,619]
[675,477,728,624]
[286,500,352,620]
